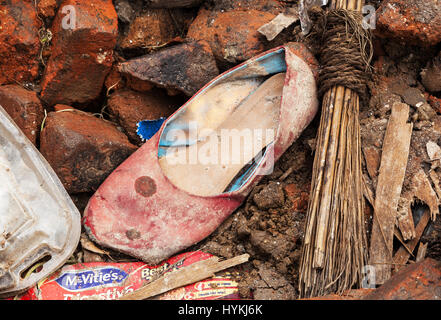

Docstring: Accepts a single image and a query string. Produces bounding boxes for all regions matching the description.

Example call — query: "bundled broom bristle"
[298,0,372,298]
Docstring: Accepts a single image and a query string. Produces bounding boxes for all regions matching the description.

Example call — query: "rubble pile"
[0,0,440,300]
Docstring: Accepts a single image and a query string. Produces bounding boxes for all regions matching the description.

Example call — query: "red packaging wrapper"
[16,251,241,300]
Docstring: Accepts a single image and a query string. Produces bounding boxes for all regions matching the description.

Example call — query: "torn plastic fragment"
[14,251,241,300]
[136,118,166,141]
[0,105,81,298]
[299,0,329,34]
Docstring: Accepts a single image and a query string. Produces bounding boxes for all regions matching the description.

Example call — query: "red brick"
[363,258,441,300]
[107,89,181,144]
[376,0,441,46]
[428,95,441,114]
[119,40,219,96]
[37,0,59,20]
[0,1,41,85]
[187,9,275,65]
[284,183,310,213]
[0,85,44,145]
[40,0,118,106]
[120,9,176,51]
[40,110,137,193]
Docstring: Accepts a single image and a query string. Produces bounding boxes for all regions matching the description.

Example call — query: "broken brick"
[40,110,137,193]
[284,183,310,213]
[119,40,219,96]
[40,0,118,106]
[428,95,441,114]
[376,0,441,46]
[187,8,275,65]
[37,0,59,20]
[0,0,41,85]
[0,85,44,145]
[120,9,177,51]
[107,88,181,144]
[364,258,441,300]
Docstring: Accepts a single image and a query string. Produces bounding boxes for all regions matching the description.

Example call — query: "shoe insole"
[159,73,285,197]
[160,78,264,147]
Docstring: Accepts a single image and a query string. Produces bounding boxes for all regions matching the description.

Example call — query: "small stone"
[119,40,219,96]
[114,0,136,24]
[40,0,118,106]
[400,87,426,108]
[0,85,44,145]
[257,265,289,289]
[421,51,441,93]
[40,110,137,193]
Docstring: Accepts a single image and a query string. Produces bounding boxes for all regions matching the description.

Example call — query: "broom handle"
[310,0,364,268]
[331,0,363,10]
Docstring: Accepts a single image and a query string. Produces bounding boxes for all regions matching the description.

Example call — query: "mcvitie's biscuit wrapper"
[15,251,241,300]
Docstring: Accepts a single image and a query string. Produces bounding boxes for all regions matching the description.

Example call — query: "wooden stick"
[415,242,428,263]
[368,102,412,284]
[299,0,367,297]
[393,210,430,271]
[119,254,249,300]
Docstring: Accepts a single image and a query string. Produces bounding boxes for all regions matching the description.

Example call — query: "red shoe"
[83,43,319,265]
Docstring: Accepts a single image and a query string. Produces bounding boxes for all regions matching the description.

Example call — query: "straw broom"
[299,0,370,297]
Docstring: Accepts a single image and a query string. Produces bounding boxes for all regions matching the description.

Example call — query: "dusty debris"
[1,0,441,302]
[114,0,138,24]
[368,102,413,284]
[421,50,441,93]
[253,182,285,209]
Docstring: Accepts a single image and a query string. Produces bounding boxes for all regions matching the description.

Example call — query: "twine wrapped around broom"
[299,0,373,298]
